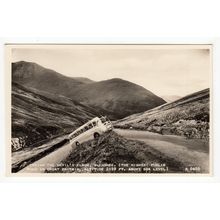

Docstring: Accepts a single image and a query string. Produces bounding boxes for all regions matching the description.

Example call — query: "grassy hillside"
[12,61,166,119]
[12,82,99,151]
[115,89,210,140]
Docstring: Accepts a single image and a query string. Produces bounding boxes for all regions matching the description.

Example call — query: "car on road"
[68,116,113,147]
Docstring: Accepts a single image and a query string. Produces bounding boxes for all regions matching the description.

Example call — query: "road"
[19,129,209,173]
[19,141,73,173]
[115,129,209,173]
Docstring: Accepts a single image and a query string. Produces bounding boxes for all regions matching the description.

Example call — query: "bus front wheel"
[75,141,80,147]
[94,132,100,139]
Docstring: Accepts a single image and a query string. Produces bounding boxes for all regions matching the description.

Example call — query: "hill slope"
[12,82,98,151]
[115,88,210,139]
[12,61,166,119]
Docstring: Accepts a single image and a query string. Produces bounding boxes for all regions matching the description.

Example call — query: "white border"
[0,37,219,183]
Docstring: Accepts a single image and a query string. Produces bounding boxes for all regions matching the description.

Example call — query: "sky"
[11,45,211,97]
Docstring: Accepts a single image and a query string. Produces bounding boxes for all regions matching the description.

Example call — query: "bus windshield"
[100,116,107,123]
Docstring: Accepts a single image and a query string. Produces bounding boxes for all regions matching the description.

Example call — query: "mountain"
[161,95,182,103]
[11,82,99,151]
[71,78,166,119]
[12,61,93,97]
[12,61,166,119]
[115,88,210,139]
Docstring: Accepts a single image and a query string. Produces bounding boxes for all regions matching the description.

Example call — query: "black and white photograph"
[2,1,220,220]
[7,44,212,175]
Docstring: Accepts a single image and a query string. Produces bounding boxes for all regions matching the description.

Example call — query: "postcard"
[5,44,212,175]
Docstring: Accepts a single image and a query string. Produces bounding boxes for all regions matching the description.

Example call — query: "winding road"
[115,129,209,173]
[19,129,209,173]
[19,142,73,173]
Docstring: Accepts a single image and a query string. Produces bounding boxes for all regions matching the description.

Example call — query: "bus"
[68,116,113,147]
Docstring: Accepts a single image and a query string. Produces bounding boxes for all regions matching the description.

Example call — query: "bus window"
[92,121,97,126]
[88,123,93,129]
[84,126,89,131]
[72,133,77,139]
